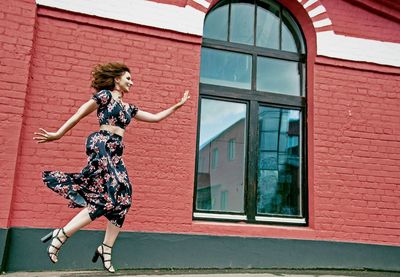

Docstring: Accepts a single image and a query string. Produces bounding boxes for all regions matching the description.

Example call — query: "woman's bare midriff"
[100,124,125,137]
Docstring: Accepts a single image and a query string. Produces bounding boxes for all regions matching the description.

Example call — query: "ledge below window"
[194,212,306,225]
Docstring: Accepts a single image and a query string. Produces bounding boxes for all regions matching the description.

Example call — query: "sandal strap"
[50,244,61,251]
[61,228,70,238]
[55,237,65,245]
[101,244,113,255]
[105,264,113,271]
[102,243,112,249]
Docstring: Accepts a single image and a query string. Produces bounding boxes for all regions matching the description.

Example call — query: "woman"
[34,62,190,273]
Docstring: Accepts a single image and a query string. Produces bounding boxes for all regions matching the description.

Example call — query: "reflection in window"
[230,2,254,45]
[197,0,306,225]
[203,3,228,41]
[203,0,305,54]
[256,2,280,49]
[256,57,301,96]
[228,139,236,161]
[196,99,247,213]
[212,148,219,169]
[282,10,305,53]
[257,106,301,216]
[200,48,252,89]
[221,190,228,210]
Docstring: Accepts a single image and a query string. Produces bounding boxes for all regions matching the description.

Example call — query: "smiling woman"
[33,62,190,273]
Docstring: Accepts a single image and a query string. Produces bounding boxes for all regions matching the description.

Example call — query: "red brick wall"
[313,58,400,244]
[320,0,400,43]
[1,1,399,247]
[0,0,36,228]
[9,7,201,230]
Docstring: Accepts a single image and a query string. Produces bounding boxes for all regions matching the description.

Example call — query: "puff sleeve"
[130,104,139,118]
[91,90,111,107]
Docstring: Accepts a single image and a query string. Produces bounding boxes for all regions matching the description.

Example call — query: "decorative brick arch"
[189,0,333,34]
[297,0,333,32]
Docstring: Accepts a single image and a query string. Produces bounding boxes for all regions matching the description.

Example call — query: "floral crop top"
[92,90,139,130]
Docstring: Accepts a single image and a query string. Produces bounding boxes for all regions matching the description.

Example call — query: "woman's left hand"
[33,128,61,143]
[178,90,190,107]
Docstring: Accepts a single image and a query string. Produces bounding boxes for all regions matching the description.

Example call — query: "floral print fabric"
[43,131,132,227]
[42,90,139,228]
[92,90,139,130]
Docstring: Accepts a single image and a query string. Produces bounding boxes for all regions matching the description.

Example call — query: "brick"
[1,1,398,247]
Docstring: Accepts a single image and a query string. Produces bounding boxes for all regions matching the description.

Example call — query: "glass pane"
[200,48,252,89]
[282,10,305,53]
[203,3,229,41]
[230,1,254,45]
[196,98,247,213]
[256,3,280,49]
[256,56,302,96]
[257,106,301,217]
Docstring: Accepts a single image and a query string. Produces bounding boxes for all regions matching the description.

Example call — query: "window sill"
[193,212,307,225]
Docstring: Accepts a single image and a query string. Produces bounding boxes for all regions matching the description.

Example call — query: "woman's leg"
[63,207,93,235]
[48,207,93,263]
[103,220,121,246]
[97,221,121,272]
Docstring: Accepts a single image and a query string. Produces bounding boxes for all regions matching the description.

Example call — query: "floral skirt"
[42,130,132,227]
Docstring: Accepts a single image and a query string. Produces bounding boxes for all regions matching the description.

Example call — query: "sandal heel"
[92,250,100,263]
[42,228,70,264]
[41,232,53,243]
[93,243,115,273]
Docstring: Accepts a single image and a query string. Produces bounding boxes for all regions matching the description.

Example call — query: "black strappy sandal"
[92,243,116,273]
[40,228,69,263]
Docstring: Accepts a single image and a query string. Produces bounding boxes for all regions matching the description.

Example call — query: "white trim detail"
[317,31,400,67]
[36,0,400,67]
[192,0,211,9]
[308,5,326,17]
[36,0,206,36]
[255,216,306,224]
[193,213,247,221]
[303,0,318,9]
[313,18,332,28]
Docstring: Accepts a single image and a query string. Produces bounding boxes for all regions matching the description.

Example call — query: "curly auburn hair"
[91,62,130,92]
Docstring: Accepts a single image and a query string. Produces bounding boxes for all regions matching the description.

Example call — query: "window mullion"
[279,6,282,50]
[246,100,259,221]
[228,0,232,42]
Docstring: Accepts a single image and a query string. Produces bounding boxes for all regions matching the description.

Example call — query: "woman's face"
[115,71,133,93]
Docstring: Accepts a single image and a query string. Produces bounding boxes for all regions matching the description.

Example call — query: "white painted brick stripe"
[303,0,318,9]
[308,5,326,17]
[317,31,400,67]
[313,18,332,28]
[36,0,206,36]
[192,0,210,9]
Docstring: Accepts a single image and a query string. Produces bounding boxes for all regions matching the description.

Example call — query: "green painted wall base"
[1,227,399,273]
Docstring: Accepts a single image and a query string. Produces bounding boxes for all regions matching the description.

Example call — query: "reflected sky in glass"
[230,2,254,45]
[203,4,228,41]
[256,5,279,49]
[200,48,252,89]
[199,98,247,147]
[257,57,301,96]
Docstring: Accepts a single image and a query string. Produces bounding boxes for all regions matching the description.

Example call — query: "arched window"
[194,0,307,225]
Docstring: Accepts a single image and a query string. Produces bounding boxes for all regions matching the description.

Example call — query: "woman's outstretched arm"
[135,90,190,123]
[33,99,98,143]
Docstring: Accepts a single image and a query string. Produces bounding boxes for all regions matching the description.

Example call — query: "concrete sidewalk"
[3,269,400,277]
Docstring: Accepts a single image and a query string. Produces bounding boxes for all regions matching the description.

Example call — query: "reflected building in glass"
[257,107,301,217]
[196,99,246,213]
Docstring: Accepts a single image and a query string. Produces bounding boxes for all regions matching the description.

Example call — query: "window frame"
[193,0,308,226]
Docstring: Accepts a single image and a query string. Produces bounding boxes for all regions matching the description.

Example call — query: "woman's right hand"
[33,128,61,143]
